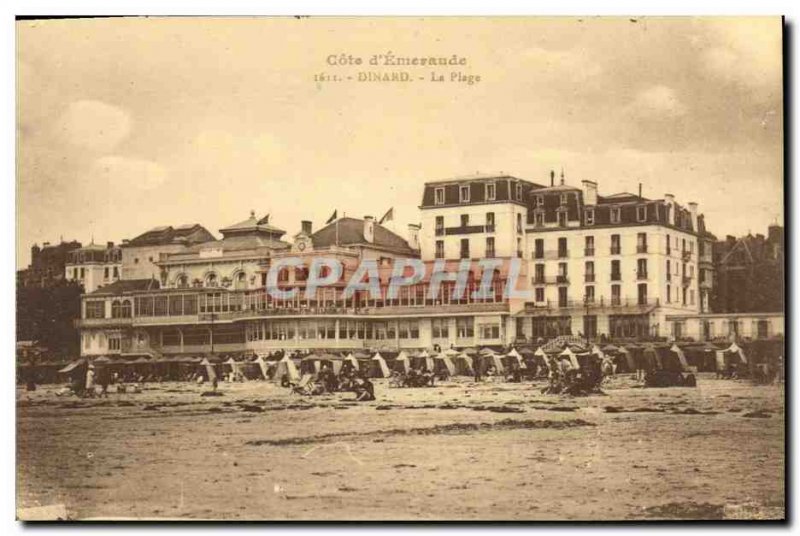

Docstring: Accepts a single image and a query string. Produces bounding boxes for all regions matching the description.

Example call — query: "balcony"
[445,225,486,236]
[584,273,596,283]
[637,245,648,254]
[521,297,661,315]
[485,224,496,233]
[542,250,568,260]
[533,251,545,260]
[75,316,133,328]
[532,275,569,285]
[558,250,569,259]
[610,273,622,282]
[584,247,595,257]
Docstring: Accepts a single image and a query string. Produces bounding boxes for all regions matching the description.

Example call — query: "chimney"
[301,220,312,235]
[581,180,598,206]
[107,241,114,248]
[550,170,555,187]
[664,194,675,225]
[42,241,50,248]
[687,202,698,230]
[768,224,783,244]
[407,224,421,250]
[638,183,643,199]
[363,216,375,243]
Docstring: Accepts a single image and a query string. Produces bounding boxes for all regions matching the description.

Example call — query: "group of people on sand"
[58,364,146,398]
[283,363,376,401]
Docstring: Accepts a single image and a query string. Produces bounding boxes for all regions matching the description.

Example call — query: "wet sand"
[16,375,784,521]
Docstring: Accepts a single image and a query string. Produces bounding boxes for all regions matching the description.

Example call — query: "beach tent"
[225,357,245,379]
[442,348,460,357]
[453,352,474,375]
[272,355,300,382]
[434,354,456,376]
[368,352,391,378]
[669,343,691,369]
[503,348,526,370]
[392,351,410,373]
[344,353,361,371]
[412,350,434,372]
[58,358,86,374]
[253,354,269,379]
[482,353,505,375]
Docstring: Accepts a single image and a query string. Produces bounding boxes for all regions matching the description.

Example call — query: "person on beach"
[85,364,96,397]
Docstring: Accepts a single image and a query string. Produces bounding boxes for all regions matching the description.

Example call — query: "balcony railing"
[637,245,648,253]
[637,271,648,280]
[584,273,596,283]
[485,224,496,233]
[584,247,595,256]
[523,297,661,313]
[445,225,486,236]
[610,247,621,255]
[610,273,622,282]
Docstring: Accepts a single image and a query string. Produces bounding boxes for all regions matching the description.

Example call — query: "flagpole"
[335,211,339,247]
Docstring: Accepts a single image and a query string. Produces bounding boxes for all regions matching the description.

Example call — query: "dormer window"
[459,185,470,203]
[560,193,568,206]
[637,205,647,222]
[434,187,445,205]
[486,182,496,201]
[557,210,568,227]
[535,212,544,226]
[585,208,595,226]
[536,195,544,207]
[515,183,523,200]
[611,207,621,224]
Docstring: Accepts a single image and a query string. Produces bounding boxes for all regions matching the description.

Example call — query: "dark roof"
[185,234,291,254]
[89,278,160,296]
[219,213,286,237]
[311,217,415,254]
[125,224,215,247]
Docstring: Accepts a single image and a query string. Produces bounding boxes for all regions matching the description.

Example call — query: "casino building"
[76,172,713,358]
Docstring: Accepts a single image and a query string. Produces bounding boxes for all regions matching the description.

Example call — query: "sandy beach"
[16,375,784,521]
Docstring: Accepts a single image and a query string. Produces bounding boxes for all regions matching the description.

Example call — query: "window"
[666,284,671,303]
[435,240,445,259]
[585,208,595,225]
[435,187,445,205]
[205,273,218,287]
[584,285,595,304]
[486,212,495,231]
[460,238,470,259]
[435,216,444,235]
[480,322,501,339]
[558,262,568,282]
[486,182,496,201]
[460,214,469,227]
[583,315,598,338]
[558,237,568,257]
[637,232,647,253]
[560,193,568,205]
[611,207,621,223]
[148,256,153,262]
[432,318,449,338]
[80,267,85,279]
[516,237,523,258]
[690,289,695,305]
[611,284,621,305]
[460,185,470,203]
[486,237,495,258]
[108,336,121,351]
[535,195,544,207]
[534,239,544,259]
[637,205,647,222]
[638,283,648,305]
[235,271,247,290]
[558,287,568,307]
[666,260,672,281]
[534,264,545,284]
[456,317,474,338]
[535,212,544,226]
[666,235,671,255]
[557,211,567,227]
[703,320,713,340]
[585,236,594,256]
[104,267,109,279]
[516,213,522,233]
[516,183,523,200]
[610,234,621,255]
[535,287,545,302]
[85,301,105,319]
[637,259,648,279]
[134,258,139,264]
[757,320,769,339]
[113,266,119,279]
[611,260,621,281]
[585,261,595,282]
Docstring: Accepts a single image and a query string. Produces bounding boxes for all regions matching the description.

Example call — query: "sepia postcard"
[15,15,785,522]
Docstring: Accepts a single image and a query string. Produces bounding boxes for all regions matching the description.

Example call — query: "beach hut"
[368,352,391,378]
[412,350,434,372]
[453,352,474,376]
[272,355,300,382]
[669,343,691,370]
[503,348,526,369]
[482,352,505,375]
[392,351,410,374]
[253,354,269,379]
[199,357,218,382]
[559,346,580,370]
[434,353,456,376]
[344,353,361,373]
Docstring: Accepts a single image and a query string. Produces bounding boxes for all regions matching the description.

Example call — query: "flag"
[379,207,394,224]
[257,214,270,225]
[326,210,338,224]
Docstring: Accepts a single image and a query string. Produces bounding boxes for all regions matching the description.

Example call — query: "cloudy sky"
[17,16,783,268]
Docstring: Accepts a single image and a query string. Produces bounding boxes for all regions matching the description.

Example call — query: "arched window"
[234,271,247,290]
[177,275,188,288]
[205,272,218,287]
[121,300,132,318]
[111,300,122,318]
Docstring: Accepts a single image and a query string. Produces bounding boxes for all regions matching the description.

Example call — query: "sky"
[16,16,783,268]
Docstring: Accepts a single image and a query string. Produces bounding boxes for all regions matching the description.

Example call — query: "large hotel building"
[76,173,718,358]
